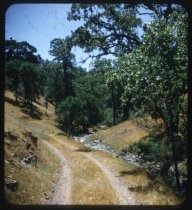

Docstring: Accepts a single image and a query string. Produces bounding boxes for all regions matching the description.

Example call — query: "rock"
[31,136,38,147]
[44,192,50,200]
[23,154,37,166]
[5,139,11,146]
[98,125,108,130]
[5,131,17,140]
[26,142,32,150]
[5,178,18,191]
[158,186,164,192]
[20,160,31,168]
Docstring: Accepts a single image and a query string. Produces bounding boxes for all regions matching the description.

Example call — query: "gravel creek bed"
[73,134,141,167]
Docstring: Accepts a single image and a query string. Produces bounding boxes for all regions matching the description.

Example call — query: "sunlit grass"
[92,119,148,152]
[92,150,182,205]
[4,140,60,205]
[4,91,60,205]
[50,139,117,205]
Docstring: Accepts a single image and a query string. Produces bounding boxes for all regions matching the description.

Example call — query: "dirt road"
[43,135,137,205]
[43,140,72,205]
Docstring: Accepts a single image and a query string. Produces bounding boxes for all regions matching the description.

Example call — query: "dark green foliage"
[56,96,88,133]
[55,66,108,132]
[19,62,40,110]
[5,58,42,110]
[103,108,113,126]
[129,134,172,163]
[129,131,187,183]
[5,39,42,63]
[5,60,22,101]
[48,38,75,106]
[68,4,142,58]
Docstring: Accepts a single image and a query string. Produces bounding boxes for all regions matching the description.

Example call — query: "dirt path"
[81,152,136,205]
[51,137,137,205]
[43,140,72,205]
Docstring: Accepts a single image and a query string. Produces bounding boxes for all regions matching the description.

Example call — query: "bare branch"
[80,51,117,64]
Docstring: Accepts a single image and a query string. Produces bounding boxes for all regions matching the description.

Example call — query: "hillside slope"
[4,91,182,205]
[4,92,60,204]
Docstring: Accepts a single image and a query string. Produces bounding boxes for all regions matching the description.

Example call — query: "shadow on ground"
[119,168,145,176]
[5,96,43,120]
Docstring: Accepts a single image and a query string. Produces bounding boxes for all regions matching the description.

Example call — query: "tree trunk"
[166,112,181,193]
[63,61,67,99]
[111,85,116,125]
[122,100,129,121]
[30,100,33,113]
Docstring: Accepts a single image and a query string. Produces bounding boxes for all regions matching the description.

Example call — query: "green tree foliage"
[73,66,106,126]
[68,4,142,60]
[5,60,23,102]
[117,8,187,192]
[42,61,67,108]
[74,77,103,126]
[5,39,42,63]
[67,3,176,61]
[56,96,88,133]
[19,62,41,111]
[5,40,43,108]
[49,37,75,101]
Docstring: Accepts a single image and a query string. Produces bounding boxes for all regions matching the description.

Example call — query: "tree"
[118,9,187,192]
[5,39,42,63]
[5,59,22,102]
[42,61,66,108]
[67,4,177,62]
[56,96,88,133]
[73,66,106,126]
[49,37,75,101]
[19,62,41,111]
[68,4,142,61]
[103,59,127,124]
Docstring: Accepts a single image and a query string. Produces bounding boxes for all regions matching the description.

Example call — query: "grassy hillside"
[92,117,163,153]
[4,91,182,205]
[4,91,60,204]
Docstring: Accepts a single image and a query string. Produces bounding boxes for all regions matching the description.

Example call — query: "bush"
[129,133,172,163]
[103,108,113,126]
[56,97,88,133]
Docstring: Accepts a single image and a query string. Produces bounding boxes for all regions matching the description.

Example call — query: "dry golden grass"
[92,117,163,152]
[4,91,60,205]
[92,151,183,205]
[50,139,117,205]
[92,119,148,152]
[4,136,60,205]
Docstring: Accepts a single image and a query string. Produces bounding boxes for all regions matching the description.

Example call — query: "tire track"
[43,140,72,205]
[81,152,136,205]
[53,138,137,205]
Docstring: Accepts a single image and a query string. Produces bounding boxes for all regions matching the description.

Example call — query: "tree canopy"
[5,39,42,63]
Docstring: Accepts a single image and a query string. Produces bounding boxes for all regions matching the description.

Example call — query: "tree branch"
[80,51,117,64]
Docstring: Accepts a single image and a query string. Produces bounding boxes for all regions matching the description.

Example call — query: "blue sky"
[5,3,152,70]
[5,4,91,68]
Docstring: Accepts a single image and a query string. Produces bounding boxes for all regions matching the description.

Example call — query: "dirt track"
[82,152,136,205]
[43,140,72,205]
[43,136,137,205]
